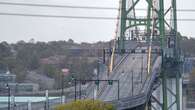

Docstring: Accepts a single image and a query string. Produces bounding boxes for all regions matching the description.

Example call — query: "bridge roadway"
[85,47,162,109]
[85,41,139,99]
[98,53,147,101]
[112,56,161,110]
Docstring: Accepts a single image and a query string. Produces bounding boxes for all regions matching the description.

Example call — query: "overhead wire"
[0,1,118,10]
[0,12,117,20]
[0,1,194,12]
[0,12,194,21]
[0,2,193,21]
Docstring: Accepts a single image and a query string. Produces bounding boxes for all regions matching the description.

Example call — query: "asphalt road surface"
[98,53,148,101]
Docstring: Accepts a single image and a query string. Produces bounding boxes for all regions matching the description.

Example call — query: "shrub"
[55,99,115,110]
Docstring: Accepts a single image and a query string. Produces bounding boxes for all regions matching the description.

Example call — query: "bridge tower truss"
[155,0,183,109]
[118,0,183,110]
[118,0,160,52]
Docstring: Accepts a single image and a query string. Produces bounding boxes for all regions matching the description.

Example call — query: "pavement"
[98,53,148,101]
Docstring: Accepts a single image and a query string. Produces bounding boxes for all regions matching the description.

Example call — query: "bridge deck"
[99,54,148,101]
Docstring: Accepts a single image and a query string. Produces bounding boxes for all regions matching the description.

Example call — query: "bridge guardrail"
[96,43,139,98]
[107,56,162,109]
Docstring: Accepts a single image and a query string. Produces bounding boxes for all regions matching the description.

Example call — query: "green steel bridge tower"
[117,0,183,109]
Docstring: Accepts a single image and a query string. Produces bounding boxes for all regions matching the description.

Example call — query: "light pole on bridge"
[131,71,134,96]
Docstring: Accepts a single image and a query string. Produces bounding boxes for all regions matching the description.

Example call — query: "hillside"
[0,37,194,90]
[0,39,110,89]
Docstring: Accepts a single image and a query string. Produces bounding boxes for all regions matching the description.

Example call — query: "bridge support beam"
[119,0,127,51]
[162,72,168,110]
[144,99,152,110]
[157,0,183,109]
[176,73,182,110]
[151,74,182,110]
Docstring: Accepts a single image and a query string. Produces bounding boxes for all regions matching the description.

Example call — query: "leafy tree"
[0,40,109,87]
[0,41,12,58]
[181,38,195,56]
[41,64,59,78]
[68,38,74,44]
[55,100,115,110]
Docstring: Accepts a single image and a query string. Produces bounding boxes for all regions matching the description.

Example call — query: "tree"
[0,41,12,58]
[29,38,35,44]
[181,38,195,56]
[41,64,58,78]
[68,38,74,44]
[55,100,115,110]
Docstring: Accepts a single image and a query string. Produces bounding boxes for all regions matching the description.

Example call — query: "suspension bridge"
[82,0,183,110]
[0,0,185,110]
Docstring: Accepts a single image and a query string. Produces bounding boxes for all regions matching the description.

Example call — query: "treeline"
[0,37,194,89]
[181,37,195,56]
[0,39,109,89]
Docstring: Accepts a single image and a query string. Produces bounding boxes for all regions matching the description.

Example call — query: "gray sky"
[0,0,194,43]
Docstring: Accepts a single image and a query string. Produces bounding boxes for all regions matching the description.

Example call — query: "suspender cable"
[109,0,122,73]
[147,0,157,75]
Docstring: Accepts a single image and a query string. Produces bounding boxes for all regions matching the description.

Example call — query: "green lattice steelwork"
[118,0,182,110]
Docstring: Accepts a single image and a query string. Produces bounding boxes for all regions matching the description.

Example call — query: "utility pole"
[6,84,10,110]
[97,52,100,90]
[141,55,143,84]
[8,87,10,110]
[118,80,120,100]
[74,79,77,101]
[79,81,81,99]
[61,74,64,104]
[132,71,134,96]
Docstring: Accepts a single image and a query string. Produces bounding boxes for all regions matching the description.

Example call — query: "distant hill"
[0,39,110,89]
[0,37,193,89]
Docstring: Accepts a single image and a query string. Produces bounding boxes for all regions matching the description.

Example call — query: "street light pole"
[74,79,119,100]
[74,79,77,101]
[141,55,143,84]
[97,58,100,91]
[132,71,134,96]
[7,84,11,110]
[61,74,64,104]
[79,81,81,99]
[118,80,120,100]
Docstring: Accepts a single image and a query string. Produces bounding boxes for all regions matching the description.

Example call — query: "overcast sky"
[0,0,194,43]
